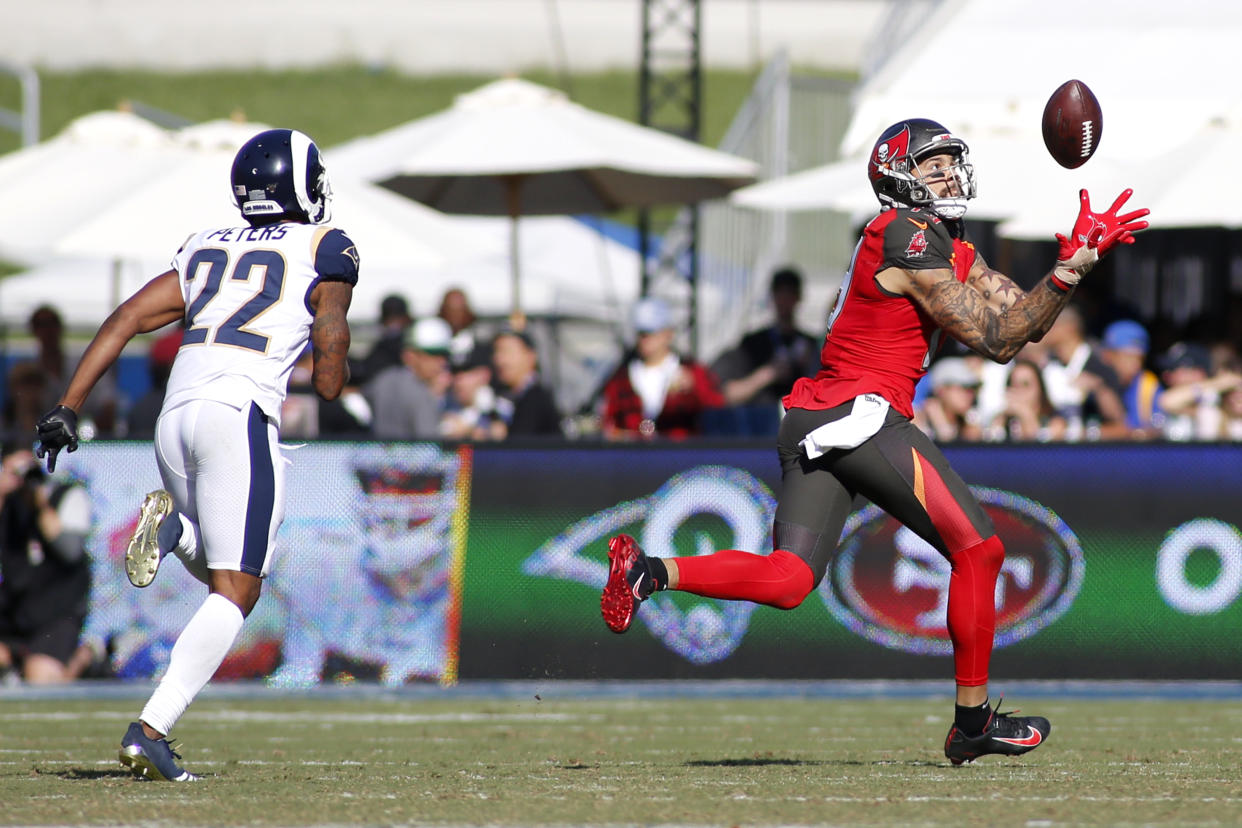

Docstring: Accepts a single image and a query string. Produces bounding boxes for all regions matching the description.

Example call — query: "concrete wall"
[0,0,886,73]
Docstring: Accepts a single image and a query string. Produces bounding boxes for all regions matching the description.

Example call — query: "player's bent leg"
[125,490,175,588]
[672,548,814,609]
[602,409,855,632]
[601,537,815,633]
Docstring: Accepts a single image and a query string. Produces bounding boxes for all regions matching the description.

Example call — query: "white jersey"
[163,221,360,425]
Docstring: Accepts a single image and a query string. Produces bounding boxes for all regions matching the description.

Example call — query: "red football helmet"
[868,118,976,219]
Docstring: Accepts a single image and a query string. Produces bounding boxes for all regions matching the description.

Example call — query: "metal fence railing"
[648,52,860,363]
[0,61,39,148]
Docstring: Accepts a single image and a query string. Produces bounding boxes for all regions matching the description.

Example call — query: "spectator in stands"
[10,306,120,439]
[440,344,503,441]
[1039,304,1127,440]
[0,441,95,684]
[438,287,484,369]
[915,357,983,442]
[984,357,1067,442]
[711,267,821,435]
[5,361,50,441]
[492,329,562,437]
[355,294,413,386]
[1099,319,1163,438]
[1209,340,1241,377]
[1218,375,1242,440]
[364,317,452,439]
[600,297,724,440]
[125,325,183,439]
[1157,342,1233,441]
[283,347,372,438]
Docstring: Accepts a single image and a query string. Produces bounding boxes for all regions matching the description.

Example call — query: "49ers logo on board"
[818,487,1084,656]
[905,229,928,257]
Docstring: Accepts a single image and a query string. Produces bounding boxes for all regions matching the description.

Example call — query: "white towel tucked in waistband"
[799,393,891,459]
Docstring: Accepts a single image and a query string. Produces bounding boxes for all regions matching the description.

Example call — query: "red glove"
[1054,189,1151,289]
[1057,188,1150,258]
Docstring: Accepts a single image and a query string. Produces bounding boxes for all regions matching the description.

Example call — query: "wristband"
[1049,271,1075,293]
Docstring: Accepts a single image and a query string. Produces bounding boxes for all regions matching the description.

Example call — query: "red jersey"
[783,207,975,418]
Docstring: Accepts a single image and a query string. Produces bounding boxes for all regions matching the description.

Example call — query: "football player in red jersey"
[601,118,1149,764]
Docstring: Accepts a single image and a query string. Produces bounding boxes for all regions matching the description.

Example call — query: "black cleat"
[600,534,658,633]
[944,698,1050,765]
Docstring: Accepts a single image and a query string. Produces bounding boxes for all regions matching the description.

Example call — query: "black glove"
[35,405,79,472]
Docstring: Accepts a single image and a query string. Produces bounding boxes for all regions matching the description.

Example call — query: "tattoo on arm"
[311,283,353,400]
[967,265,1026,314]
[914,271,1072,363]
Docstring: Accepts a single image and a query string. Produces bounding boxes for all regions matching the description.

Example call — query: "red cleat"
[600,534,655,634]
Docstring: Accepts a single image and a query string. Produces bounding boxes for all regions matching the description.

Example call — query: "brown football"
[1042,79,1103,169]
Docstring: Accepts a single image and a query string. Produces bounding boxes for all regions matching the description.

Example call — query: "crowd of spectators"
[2,277,1238,686]
[5,278,1242,446]
[912,314,1242,443]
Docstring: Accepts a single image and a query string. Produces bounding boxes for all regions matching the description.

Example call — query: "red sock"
[945,535,1005,686]
[672,548,814,610]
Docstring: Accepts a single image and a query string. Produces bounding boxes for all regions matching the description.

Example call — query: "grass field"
[3,692,1241,826]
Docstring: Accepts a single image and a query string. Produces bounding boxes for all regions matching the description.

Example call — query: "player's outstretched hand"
[1085,188,1150,256]
[1055,189,1151,284]
[1058,189,1150,258]
[35,405,79,472]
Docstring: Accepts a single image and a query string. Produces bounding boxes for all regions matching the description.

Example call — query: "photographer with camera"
[0,442,94,684]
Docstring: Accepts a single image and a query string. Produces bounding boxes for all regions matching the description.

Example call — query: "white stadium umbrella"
[834,0,1242,240]
[1110,120,1242,231]
[0,111,644,331]
[53,122,486,275]
[997,120,1242,239]
[728,154,878,220]
[330,77,758,315]
[0,215,643,330]
[0,110,180,264]
[731,130,1131,243]
[0,116,494,324]
[0,257,161,330]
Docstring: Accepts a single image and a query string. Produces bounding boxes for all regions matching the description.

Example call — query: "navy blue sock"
[157,511,184,556]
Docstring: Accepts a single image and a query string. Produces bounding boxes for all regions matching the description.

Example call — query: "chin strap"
[930,199,970,220]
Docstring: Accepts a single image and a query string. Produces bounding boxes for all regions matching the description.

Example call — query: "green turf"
[2,695,1240,826]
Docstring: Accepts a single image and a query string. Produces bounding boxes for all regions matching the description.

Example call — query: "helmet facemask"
[290,131,332,225]
[908,147,976,220]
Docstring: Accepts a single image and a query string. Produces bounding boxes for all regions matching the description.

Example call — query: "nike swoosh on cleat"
[994,727,1043,747]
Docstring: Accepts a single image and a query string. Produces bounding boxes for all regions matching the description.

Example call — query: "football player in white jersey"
[34,128,357,782]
